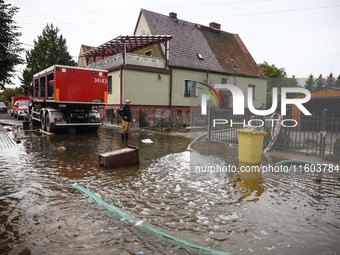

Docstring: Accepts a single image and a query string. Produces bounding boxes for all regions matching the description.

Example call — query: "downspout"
[207,71,210,139]
[169,67,172,109]
[121,42,126,107]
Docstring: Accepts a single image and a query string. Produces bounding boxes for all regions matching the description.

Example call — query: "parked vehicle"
[0,102,8,113]
[13,100,29,120]
[28,65,108,132]
[10,96,27,117]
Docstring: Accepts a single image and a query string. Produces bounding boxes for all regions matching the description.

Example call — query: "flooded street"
[1,115,340,254]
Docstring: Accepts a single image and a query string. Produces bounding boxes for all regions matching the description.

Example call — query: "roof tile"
[141,9,265,78]
[141,9,225,73]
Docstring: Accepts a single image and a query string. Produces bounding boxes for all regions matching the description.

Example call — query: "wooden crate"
[99,146,139,167]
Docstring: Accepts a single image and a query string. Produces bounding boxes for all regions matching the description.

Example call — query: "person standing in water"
[119,99,131,140]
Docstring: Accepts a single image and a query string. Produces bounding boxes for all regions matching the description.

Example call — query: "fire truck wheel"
[41,114,46,131]
[46,114,53,133]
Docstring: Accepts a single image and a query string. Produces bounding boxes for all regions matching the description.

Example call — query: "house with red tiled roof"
[79,9,267,123]
[78,45,94,68]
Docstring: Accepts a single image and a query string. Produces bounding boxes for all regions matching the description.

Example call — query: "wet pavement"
[1,113,340,254]
[0,125,16,150]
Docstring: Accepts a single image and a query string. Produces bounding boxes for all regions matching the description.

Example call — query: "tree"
[258,61,286,78]
[0,0,23,90]
[258,62,288,112]
[0,86,24,102]
[305,74,315,91]
[22,24,75,88]
[286,75,299,87]
[335,74,340,88]
[325,72,335,87]
[315,74,325,89]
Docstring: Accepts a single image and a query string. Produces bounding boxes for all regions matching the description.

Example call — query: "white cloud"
[8,0,340,87]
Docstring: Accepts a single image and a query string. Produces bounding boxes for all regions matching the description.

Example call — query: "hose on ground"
[72,184,233,255]
[186,132,208,151]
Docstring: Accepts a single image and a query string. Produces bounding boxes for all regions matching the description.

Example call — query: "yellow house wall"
[108,67,267,108]
[232,76,267,109]
[122,69,170,106]
[133,14,164,59]
[171,68,267,108]
[171,68,206,107]
[134,13,152,36]
[107,70,120,105]
[132,45,163,58]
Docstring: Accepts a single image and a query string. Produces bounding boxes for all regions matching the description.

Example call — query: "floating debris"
[56,146,66,152]
[141,139,153,144]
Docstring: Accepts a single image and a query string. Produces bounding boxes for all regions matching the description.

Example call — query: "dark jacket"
[119,104,131,122]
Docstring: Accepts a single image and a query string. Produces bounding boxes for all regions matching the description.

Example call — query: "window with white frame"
[184,80,197,97]
[221,77,229,84]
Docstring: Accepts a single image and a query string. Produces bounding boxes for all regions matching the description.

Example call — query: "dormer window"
[197,53,204,60]
[229,59,239,69]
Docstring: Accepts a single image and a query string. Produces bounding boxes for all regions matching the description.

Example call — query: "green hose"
[72,184,233,255]
[274,160,328,166]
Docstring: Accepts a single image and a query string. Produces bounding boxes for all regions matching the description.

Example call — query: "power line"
[19,4,340,25]
[19,0,271,18]
[209,4,340,18]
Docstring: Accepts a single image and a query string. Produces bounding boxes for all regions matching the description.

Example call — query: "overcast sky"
[9,0,340,87]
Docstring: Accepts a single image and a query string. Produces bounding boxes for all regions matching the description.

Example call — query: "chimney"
[209,22,221,30]
[169,12,177,19]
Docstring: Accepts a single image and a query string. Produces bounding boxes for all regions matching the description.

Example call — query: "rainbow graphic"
[197,81,222,107]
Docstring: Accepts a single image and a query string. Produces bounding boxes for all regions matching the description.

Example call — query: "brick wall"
[101,105,201,127]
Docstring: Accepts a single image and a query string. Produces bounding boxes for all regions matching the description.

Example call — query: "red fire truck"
[10,96,28,118]
[28,65,108,132]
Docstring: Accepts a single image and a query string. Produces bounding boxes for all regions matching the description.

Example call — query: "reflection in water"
[191,138,340,254]
[233,163,265,201]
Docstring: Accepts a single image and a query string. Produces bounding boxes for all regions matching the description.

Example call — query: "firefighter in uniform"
[119,99,131,140]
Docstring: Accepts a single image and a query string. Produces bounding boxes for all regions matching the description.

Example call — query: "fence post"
[319,109,328,157]
[111,109,114,125]
[117,108,120,126]
[286,108,292,150]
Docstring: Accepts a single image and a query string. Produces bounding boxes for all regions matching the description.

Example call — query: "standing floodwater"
[1,121,340,254]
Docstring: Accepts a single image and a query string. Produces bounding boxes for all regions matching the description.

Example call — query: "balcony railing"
[86,53,166,70]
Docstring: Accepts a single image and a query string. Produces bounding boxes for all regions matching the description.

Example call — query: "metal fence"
[208,108,340,159]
